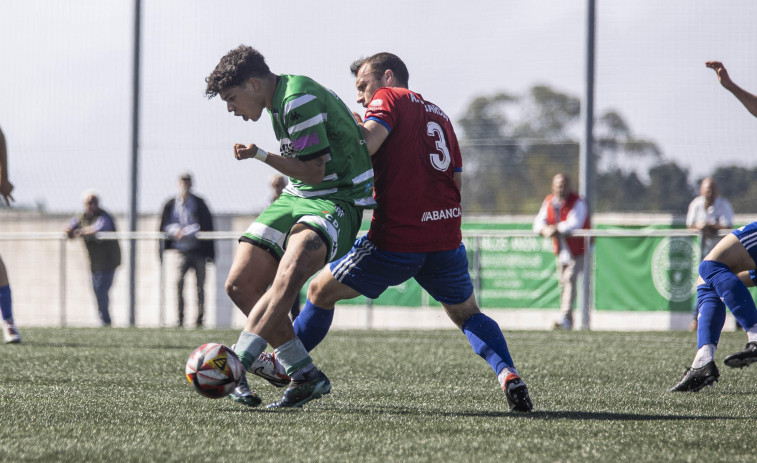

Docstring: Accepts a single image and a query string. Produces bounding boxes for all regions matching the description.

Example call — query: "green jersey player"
[204,45,375,408]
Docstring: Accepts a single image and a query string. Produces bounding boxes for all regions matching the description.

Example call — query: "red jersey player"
[256,53,533,412]
[362,86,463,253]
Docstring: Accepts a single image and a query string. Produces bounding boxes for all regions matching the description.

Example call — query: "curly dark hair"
[205,45,271,98]
[350,52,409,88]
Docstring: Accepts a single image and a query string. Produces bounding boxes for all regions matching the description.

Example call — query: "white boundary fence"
[0,224,740,332]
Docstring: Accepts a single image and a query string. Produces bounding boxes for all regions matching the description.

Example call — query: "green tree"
[458,85,673,213]
[646,162,693,213]
[710,166,757,214]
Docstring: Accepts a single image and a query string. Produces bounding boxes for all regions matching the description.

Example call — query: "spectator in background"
[159,173,215,328]
[686,177,734,331]
[269,174,288,202]
[0,126,21,343]
[534,173,590,330]
[65,191,121,327]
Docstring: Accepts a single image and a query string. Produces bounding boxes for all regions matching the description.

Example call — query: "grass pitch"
[1,327,755,462]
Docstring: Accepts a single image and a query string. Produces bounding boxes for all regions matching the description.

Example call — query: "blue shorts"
[732,221,757,266]
[329,236,474,305]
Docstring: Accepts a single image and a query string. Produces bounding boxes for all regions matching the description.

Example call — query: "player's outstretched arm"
[706,61,757,118]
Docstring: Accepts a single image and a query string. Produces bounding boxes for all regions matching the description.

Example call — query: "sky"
[0,0,755,214]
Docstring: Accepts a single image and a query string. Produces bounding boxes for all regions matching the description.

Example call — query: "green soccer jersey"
[268,74,376,208]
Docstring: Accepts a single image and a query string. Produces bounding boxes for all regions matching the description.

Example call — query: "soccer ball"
[185,343,244,399]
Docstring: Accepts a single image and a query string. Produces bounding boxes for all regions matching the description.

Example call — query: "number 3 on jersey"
[427,121,451,171]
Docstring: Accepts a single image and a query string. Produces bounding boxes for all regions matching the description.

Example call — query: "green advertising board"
[593,235,699,312]
[316,220,720,313]
[476,235,559,309]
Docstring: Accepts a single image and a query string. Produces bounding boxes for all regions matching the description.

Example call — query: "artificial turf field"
[1,327,755,462]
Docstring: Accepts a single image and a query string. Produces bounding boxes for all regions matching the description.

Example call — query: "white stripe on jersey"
[332,239,376,282]
[351,168,374,185]
[298,215,339,261]
[285,186,339,198]
[354,197,377,207]
[283,94,317,117]
[288,113,327,135]
[322,173,338,182]
[742,234,757,250]
[245,222,286,249]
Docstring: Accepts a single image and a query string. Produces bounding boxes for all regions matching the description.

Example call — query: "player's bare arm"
[706,61,757,118]
[234,143,326,185]
[361,120,390,156]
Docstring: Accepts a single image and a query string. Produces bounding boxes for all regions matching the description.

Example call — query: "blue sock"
[461,313,514,376]
[293,299,334,352]
[0,285,12,322]
[696,284,726,348]
[700,260,757,331]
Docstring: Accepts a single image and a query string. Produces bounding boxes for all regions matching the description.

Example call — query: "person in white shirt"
[686,177,733,331]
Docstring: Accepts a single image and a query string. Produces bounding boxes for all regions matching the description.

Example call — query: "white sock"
[274,337,313,379]
[497,367,519,389]
[746,324,757,344]
[692,343,716,369]
[234,331,268,370]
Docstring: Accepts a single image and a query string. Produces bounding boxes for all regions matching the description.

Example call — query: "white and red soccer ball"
[185,343,244,399]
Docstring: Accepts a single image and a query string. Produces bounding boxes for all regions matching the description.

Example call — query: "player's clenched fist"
[234,143,268,162]
[234,143,255,160]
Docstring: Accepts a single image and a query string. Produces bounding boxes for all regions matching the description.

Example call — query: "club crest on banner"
[651,237,700,302]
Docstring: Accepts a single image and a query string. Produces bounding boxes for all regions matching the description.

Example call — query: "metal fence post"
[59,235,67,327]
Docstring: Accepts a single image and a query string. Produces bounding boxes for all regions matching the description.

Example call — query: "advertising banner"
[593,236,699,312]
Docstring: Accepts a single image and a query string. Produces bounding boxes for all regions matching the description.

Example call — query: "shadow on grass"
[223,403,744,422]
[21,341,194,350]
[522,410,741,421]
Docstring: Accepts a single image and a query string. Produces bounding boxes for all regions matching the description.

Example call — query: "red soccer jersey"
[364,87,463,252]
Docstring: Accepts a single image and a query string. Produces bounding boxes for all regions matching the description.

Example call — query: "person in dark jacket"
[160,173,215,327]
[65,190,121,326]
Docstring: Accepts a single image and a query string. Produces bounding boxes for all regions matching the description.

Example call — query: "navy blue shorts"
[732,221,757,266]
[329,236,474,305]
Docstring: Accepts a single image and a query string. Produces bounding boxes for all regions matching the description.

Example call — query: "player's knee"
[307,268,354,308]
[444,301,481,329]
[699,260,730,284]
[307,274,331,306]
[225,277,261,308]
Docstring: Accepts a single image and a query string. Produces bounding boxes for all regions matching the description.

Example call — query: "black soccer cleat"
[229,374,262,407]
[723,341,757,369]
[266,369,331,409]
[504,374,533,412]
[669,361,719,392]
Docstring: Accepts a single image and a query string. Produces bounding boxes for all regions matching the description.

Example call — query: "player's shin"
[462,313,517,380]
[234,330,268,370]
[293,298,334,351]
[695,284,726,352]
